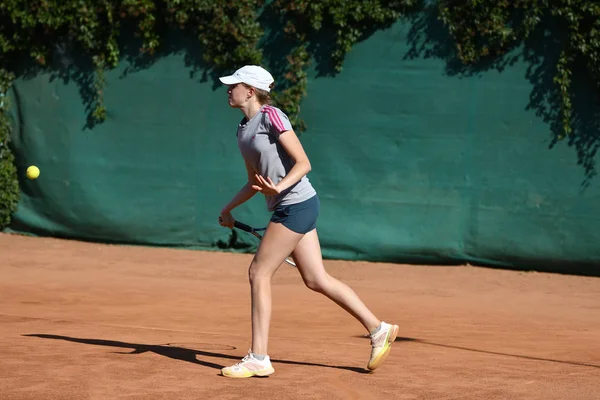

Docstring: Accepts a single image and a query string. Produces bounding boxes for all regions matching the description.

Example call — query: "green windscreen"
[5,15,599,276]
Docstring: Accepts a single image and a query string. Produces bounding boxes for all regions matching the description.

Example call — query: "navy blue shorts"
[270,195,320,234]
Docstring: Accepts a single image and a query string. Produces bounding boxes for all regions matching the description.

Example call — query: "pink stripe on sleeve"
[264,106,286,133]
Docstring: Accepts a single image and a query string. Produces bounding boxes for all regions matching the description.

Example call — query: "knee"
[248,261,270,286]
[303,274,329,293]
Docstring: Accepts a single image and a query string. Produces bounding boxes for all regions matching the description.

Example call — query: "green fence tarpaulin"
[5,16,600,276]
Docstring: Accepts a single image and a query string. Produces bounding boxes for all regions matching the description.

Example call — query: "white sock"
[251,352,266,361]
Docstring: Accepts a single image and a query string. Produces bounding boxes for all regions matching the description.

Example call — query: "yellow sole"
[221,367,275,378]
[367,324,399,371]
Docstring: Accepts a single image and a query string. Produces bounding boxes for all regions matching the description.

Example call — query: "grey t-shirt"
[236,105,316,211]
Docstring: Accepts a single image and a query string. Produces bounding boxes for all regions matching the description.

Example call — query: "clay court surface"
[1,233,599,399]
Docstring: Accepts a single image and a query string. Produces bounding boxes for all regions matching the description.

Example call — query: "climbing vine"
[2,0,596,137]
[1,0,599,228]
[0,70,19,228]
[269,0,419,130]
[438,0,600,139]
[0,0,265,124]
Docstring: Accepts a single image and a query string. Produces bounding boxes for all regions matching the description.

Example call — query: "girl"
[218,65,398,378]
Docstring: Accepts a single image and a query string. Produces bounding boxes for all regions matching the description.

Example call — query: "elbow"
[302,160,311,175]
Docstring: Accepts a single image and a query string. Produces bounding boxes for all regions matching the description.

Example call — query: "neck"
[241,101,263,121]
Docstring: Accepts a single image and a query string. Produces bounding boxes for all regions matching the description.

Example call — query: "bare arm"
[276,129,311,191]
[221,160,259,214]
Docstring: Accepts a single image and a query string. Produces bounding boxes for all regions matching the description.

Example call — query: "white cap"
[219,65,274,92]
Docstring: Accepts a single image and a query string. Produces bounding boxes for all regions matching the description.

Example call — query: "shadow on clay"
[381,336,599,369]
[23,334,370,374]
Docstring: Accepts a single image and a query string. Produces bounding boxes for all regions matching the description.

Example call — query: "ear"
[246,86,255,99]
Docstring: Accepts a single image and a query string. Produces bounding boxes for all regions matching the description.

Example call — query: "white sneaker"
[221,350,275,378]
[367,322,399,371]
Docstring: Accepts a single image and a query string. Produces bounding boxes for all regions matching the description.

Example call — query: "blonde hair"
[243,82,275,105]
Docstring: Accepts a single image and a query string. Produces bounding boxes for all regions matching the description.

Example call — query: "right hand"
[218,210,234,228]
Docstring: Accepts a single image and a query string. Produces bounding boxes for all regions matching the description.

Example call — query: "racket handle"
[233,221,253,232]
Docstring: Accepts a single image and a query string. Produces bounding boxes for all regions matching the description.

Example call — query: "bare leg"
[292,229,380,333]
[249,221,303,355]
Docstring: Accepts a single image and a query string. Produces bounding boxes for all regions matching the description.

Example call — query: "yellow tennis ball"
[26,165,40,180]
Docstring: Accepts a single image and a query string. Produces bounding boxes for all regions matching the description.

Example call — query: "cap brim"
[219,75,242,85]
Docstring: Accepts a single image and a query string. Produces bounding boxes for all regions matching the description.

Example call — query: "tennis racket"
[231,220,297,267]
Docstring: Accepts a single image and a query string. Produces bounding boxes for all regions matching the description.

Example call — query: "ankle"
[369,321,384,336]
[251,352,268,361]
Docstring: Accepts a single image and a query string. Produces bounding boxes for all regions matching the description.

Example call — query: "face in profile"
[227,83,251,108]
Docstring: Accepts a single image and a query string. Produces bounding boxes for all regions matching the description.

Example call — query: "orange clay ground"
[1,232,599,400]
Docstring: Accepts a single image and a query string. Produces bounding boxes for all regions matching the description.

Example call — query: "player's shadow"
[23,334,370,374]
[380,336,600,369]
